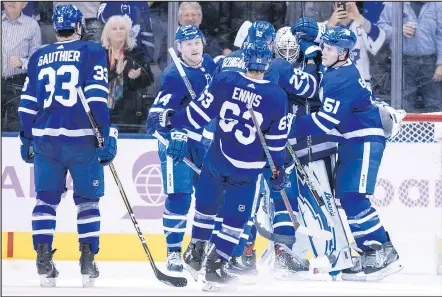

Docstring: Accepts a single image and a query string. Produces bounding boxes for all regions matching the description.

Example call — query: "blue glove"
[291,17,321,42]
[97,126,118,166]
[146,108,174,135]
[167,129,188,164]
[19,132,34,164]
[299,39,321,60]
[269,166,289,192]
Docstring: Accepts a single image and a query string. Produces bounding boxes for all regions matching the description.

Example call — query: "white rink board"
[2,137,441,274]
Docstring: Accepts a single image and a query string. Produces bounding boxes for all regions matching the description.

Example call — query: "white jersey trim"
[32,127,94,137]
[220,139,266,169]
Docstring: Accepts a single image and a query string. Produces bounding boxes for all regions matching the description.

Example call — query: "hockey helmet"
[175,24,206,45]
[244,39,272,72]
[53,4,85,33]
[275,26,300,64]
[321,26,357,55]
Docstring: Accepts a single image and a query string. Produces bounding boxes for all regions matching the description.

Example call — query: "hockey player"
[18,4,117,287]
[162,39,289,289]
[213,20,319,274]
[290,26,403,281]
[146,24,216,272]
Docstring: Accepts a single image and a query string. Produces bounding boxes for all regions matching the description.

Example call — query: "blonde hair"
[101,15,136,51]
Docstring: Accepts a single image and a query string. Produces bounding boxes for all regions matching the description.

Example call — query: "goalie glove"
[374,101,407,139]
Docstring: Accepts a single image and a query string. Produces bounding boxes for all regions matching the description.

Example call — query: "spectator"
[378,2,442,112]
[98,1,155,63]
[149,1,168,70]
[1,1,38,20]
[101,15,154,133]
[53,2,103,43]
[218,2,286,55]
[2,1,41,131]
[326,2,386,90]
[285,1,333,25]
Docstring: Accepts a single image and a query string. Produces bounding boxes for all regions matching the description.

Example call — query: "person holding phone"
[293,2,385,90]
[100,14,154,133]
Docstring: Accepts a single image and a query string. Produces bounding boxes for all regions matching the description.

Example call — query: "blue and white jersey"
[216,51,318,100]
[147,53,216,142]
[284,62,338,164]
[292,59,385,144]
[19,40,110,143]
[172,71,289,175]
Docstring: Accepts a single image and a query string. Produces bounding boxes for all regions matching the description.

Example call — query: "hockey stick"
[76,87,187,288]
[247,105,332,240]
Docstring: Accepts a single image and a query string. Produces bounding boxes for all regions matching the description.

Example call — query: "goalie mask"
[275,27,300,64]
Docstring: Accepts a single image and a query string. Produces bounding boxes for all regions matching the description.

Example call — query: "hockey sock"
[340,192,388,251]
[32,191,62,251]
[163,193,191,252]
[74,195,101,253]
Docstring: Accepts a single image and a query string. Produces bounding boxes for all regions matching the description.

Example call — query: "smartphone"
[336,1,346,12]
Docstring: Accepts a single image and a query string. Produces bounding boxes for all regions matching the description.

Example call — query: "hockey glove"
[19,132,34,164]
[146,108,175,135]
[96,125,118,166]
[291,17,325,43]
[269,167,289,192]
[167,129,188,164]
[299,39,321,60]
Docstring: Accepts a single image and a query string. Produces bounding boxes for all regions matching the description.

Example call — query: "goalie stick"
[77,87,187,288]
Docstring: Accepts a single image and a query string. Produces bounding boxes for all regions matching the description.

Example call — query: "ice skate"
[79,243,99,287]
[184,241,206,281]
[342,237,403,282]
[166,249,184,272]
[241,241,258,274]
[36,243,59,287]
[274,243,310,280]
[202,246,238,292]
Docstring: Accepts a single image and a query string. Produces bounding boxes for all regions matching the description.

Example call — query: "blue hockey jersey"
[216,50,318,102]
[147,53,216,142]
[171,71,289,175]
[292,59,385,144]
[19,40,110,144]
[283,62,338,164]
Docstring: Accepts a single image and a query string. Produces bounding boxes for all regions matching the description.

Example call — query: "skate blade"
[39,275,57,287]
[185,264,200,282]
[379,261,404,280]
[202,280,238,292]
[82,275,96,288]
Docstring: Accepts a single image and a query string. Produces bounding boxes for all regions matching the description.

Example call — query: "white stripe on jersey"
[18,107,37,115]
[86,97,108,104]
[32,127,94,137]
[312,113,331,133]
[220,139,266,169]
[359,142,370,193]
[189,101,211,123]
[318,111,340,125]
[186,106,201,129]
[84,84,109,94]
[20,95,37,102]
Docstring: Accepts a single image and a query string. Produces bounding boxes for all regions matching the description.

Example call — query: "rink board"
[2,136,442,275]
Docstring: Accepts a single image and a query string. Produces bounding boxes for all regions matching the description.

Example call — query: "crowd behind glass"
[2,1,441,134]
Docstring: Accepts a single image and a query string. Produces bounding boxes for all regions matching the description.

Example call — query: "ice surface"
[2,260,441,296]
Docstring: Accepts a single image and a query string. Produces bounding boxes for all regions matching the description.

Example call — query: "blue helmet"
[53,4,85,33]
[242,20,276,49]
[244,39,272,72]
[175,24,206,45]
[321,26,357,54]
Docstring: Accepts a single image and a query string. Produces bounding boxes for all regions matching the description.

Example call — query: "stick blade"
[157,270,188,287]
